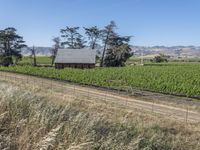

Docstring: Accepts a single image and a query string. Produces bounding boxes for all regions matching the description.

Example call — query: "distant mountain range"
[21,46,200,58]
[21,47,52,56]
[132,46,200,58]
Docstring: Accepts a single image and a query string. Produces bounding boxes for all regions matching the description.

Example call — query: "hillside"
[132,46,200,58]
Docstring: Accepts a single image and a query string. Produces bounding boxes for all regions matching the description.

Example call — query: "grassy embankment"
[0,81,200,149]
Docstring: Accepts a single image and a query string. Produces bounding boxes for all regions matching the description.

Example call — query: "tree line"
[0,21,133,67]
[52,21,133,67]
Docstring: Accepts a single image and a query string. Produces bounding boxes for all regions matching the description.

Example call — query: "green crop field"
[18,56,52,65]
[0,63,200,98]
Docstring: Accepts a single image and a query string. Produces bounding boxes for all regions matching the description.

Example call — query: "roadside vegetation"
[1,63,200,98]
[0,81,200,149]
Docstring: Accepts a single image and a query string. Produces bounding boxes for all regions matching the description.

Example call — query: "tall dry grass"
[0,81,200,150]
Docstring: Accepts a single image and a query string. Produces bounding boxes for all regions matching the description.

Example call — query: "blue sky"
[0,0,200,47]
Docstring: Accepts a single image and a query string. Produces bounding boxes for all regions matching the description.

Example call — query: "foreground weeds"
[0,82,200,150]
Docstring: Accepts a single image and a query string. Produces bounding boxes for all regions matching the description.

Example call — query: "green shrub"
[0,56,13,66]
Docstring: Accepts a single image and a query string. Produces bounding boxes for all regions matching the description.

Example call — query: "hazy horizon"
[23,45,200,48]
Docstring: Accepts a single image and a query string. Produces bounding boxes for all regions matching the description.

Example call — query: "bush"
[151,54,170,63]
[0,56,13,67]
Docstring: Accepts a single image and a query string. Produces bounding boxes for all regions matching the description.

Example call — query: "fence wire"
[0,71,199,124]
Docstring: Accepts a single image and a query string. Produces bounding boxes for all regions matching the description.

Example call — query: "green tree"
[100,21,117,67]
[152,54,170,63]
[84,26,102,49]
[104,35,133,67]
[0,56,13,67]
[60,26,86,49]
[0,27,26,66]
[74,35,86,49]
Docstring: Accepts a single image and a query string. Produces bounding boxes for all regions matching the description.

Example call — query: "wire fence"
[0,71,199,124]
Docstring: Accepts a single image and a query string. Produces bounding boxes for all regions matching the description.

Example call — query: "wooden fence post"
[151,99,155,113]
[74,84,76,98]
[51,79,53,94]
[186,106,189,124]
[87,88,90,99]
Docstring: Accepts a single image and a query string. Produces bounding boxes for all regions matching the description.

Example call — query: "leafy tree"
[51,37,61,66]
[0,27,26,66]
[74,35,86,49]
[84,26,102,49]
[104,35,133,67]
[151,54,170,63]
[60,26,86,49]
[0,56,13,67]
[13,54,22,65]
[100,21,117,67]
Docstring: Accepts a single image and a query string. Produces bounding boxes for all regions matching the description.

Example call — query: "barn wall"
[55,63,95,69]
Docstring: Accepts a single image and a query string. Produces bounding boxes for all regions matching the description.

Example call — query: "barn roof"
[54,48,96,64]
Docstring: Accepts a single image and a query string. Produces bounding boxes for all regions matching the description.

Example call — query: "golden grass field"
[0,80,200,149]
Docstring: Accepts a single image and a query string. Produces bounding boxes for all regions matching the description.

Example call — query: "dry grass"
[0,81,200,150]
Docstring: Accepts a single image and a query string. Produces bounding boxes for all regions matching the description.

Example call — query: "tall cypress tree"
[84,26,102,49]
[104,35,133,67]
[0,27,26,66]
[60,26,86,49]
[100,21,117,67]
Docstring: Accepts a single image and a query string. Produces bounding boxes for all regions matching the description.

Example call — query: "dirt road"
[0,71,200,123]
